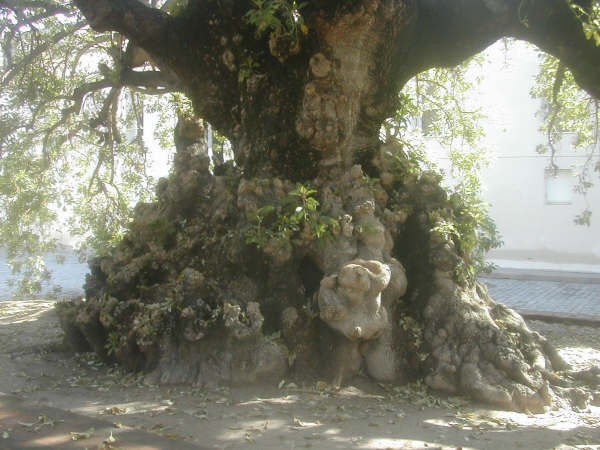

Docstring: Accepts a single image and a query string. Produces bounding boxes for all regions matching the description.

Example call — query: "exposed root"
[422,274,590,412]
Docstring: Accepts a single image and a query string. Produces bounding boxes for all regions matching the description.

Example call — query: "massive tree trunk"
[59,0,600,411]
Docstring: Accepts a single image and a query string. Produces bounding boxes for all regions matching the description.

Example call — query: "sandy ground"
[1,300,600,449]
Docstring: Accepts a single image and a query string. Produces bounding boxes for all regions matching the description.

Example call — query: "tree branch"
[73,0,174,56]
[61,79,113,118]
[121,69,181,92]
[71,0,237,133]
[1,21,87,85]
[61,69,179,118]
[405,0,514,73]
[408,0,600,99]
[515,0,600,99]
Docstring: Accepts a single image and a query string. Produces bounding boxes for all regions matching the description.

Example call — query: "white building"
[432,41,600,271]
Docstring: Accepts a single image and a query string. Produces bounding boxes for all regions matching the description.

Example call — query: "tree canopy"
[1,0,598,293]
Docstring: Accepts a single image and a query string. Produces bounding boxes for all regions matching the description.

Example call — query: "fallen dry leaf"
[70,427,95,441]
[103,406,127,415]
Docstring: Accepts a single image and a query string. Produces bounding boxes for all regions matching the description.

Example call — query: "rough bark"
[58,0,600,411]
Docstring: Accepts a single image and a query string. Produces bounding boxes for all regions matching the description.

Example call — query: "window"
[545,168,573,205]
[421,110,438,136]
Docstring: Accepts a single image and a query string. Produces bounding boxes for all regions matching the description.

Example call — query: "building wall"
[432,40,600,263]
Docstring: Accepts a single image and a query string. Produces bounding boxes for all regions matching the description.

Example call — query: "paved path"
[480,270,600,323]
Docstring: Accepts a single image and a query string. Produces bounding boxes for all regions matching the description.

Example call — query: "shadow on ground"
[1,300,599,449]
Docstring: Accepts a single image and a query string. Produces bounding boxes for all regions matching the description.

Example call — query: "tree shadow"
[1,301,599,449]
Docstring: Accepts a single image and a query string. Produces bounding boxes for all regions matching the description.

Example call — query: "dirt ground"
[1,300,600,450]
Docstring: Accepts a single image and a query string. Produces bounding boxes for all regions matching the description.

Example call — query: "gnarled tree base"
[57,122,596,412]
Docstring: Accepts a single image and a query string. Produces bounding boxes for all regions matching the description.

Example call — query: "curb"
[517,309,600,327]
[481,270,600,284]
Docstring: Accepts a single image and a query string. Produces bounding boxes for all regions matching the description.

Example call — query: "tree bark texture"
[59,0,600,411]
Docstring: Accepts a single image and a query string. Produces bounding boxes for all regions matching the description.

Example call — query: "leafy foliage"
[567,0,600,46]
[0,1,177,294]
[384,58,502,276]
[244,0,308,63]
[244,0,308,41]
[245,183,339,251]
[531,52,600,226]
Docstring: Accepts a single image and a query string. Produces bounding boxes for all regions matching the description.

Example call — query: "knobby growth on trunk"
[58,0,600,411]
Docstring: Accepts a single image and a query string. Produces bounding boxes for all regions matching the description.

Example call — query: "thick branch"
[515,0,600,99]
[72,0,240,138]
[405,0,516,73]
[73,0,174,59]
[121,69,181,92]
[61,70,180,118]
[408,0,600,99]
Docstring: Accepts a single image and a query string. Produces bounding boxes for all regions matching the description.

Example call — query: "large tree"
[5,0,600,411]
